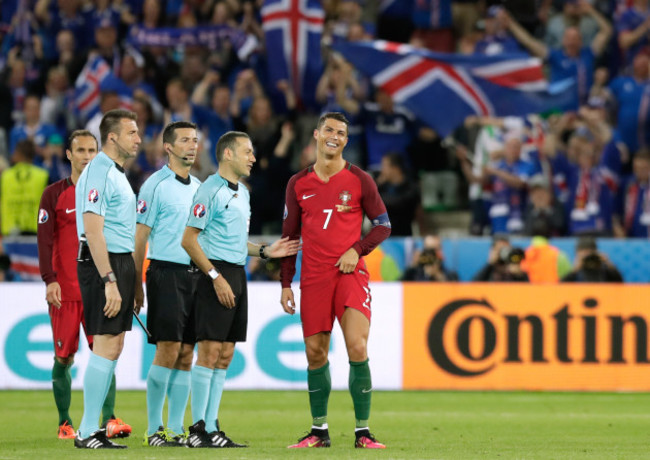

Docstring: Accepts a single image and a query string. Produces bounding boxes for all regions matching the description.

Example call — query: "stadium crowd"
[1,0,650,250]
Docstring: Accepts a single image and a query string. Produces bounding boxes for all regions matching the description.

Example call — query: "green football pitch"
[1,390,649,459]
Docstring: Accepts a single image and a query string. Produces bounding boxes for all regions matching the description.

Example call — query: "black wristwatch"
[259,245,268,259]
[102,271,117,284]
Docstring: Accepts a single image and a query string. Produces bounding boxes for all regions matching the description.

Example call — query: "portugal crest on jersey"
[137,200,147,214]
[193,204,206,218]
[337,190,352,213]
[88,189,99,203]
[38,209,49,224]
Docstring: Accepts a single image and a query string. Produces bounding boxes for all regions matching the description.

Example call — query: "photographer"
[473,236,529,282]
[402,235,458,282]
[402,248,456,282]
[561,236,623,282]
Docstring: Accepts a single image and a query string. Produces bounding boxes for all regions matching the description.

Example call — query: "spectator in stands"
[473,235,529,281]
[521,219,572,283]
[605,51,650,155]
[84,89,121,147]
[544,0,600,50]
[119,48,163,121]
[524,174,566,236]
[402,234,458,281]
[53,29,86,83]
[483,131,537,234]
[376,152,420,237]
[566,129,615,235]
[34,133,69,184]
[613,149,650,237]
[561,235,623,281]
[0,252,19,281]
[4,59,28,126]
[359,89,416,172]
[473,6,524,56]
[9,94,58,156]
[616,0,650,72]
[316,55,366,166]
[92,15,124,74]
[505,2,612,104]
[411,0,454,53]
[0,139,49,236]
[40,66,74,134]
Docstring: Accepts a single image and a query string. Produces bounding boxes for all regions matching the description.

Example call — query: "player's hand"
[134,282,144,314]
[266,237,301,258]
[104,282,122,318]
[46,281,62,308]
[214,276,236,309]
[335,248,359,274]
[280,287,296,315]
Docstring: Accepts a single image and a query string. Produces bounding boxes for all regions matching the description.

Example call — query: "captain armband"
[371,213,391,228]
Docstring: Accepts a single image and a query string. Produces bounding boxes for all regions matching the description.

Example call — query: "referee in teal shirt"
[181,131,300,448]
[74,110,140,449]
[133,121,201,446]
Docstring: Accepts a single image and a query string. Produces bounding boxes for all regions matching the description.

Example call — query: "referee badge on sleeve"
[88,189,99,203]
[193,204,206,218]
[137,200,147,214]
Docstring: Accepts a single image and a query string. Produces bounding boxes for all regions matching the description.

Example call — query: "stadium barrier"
[2,282,649,391]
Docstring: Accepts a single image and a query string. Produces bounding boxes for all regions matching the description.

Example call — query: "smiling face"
[314,117,348,159]
[228,136,256,178]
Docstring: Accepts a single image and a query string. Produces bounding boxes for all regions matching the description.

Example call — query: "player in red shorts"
[280,112,391,449]
[37,130,131,440]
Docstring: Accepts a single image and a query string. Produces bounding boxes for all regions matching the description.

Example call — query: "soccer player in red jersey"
[280,112,391,449]
[37,130,131,440]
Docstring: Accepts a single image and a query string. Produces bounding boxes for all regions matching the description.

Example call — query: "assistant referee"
[74,109,140,449]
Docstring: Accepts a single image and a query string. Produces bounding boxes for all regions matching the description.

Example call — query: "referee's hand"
[104,283,122,318]
[213,277,236,309]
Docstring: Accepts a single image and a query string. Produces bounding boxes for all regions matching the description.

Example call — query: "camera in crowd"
[417,248,440,266]
[497,247,525,266]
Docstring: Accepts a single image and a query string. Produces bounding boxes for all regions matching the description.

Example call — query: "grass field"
[1,390,650,459]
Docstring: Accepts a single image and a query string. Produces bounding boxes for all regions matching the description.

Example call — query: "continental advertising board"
[2,282,649,391]
[403,283,650,391]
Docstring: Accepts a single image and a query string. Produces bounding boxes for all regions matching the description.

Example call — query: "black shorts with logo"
[146,260,198,345]
[78,252,135,336]
[195,260,248,342]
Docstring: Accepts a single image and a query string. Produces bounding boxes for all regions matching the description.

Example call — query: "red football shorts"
[299,267,371,338]
[49,300,93,358]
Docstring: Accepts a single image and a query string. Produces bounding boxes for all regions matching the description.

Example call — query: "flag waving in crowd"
[332,40,577,136]
[74,55,134,123]
[261,0,325,109]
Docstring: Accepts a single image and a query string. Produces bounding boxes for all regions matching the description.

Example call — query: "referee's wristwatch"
[208,268,220,280]
[102,271,117,284]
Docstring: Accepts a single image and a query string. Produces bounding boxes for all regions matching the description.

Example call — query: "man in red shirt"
[37,130,131,439]
[280,112,391,449]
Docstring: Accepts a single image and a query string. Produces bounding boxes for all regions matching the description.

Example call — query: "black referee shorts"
[78,252,135,336]
[195,260,248,343]
[146,260,198,345]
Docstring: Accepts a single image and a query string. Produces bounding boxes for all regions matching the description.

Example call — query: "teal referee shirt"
[186,173,250,266]
[136,165,200,265]
[76,152,136,253]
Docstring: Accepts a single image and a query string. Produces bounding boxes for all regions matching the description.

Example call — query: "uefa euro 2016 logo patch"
[88,189,99,203]
[38,209,49,224]
[193,204,206,218]
[137,200,147,214]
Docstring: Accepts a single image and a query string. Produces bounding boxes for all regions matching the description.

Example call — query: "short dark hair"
[68,129,98,151]
[383,152,406,172]
[99,109,137,145]
[216,131,250,162]
[316,112,350,133]
[162,121,197,147]
[14,139,36,161]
